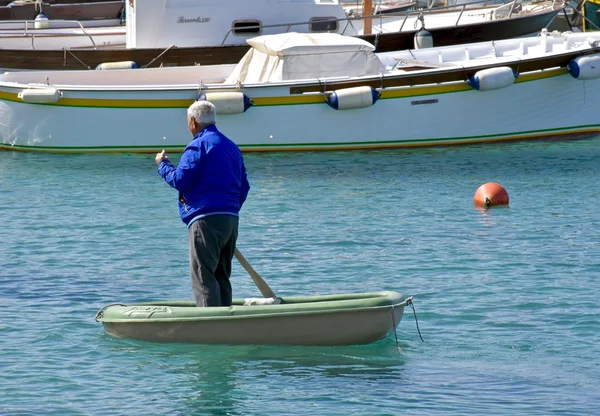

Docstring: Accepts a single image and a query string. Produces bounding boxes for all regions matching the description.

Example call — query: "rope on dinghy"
[94,303,128,322]
[407,296,424,343]
[390,296,424,351]
[391,304,401,352]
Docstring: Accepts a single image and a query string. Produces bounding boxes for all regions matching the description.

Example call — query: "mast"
[363,0,372,35]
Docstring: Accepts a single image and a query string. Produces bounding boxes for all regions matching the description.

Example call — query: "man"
[155,100,250,307]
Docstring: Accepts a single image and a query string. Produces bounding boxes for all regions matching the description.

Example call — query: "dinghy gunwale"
[96,290,407,323]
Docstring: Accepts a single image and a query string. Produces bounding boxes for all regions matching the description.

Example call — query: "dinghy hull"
[96,291,408,346]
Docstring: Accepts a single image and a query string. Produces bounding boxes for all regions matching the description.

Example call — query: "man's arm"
[239,162,250,207]
[157,145,202,192]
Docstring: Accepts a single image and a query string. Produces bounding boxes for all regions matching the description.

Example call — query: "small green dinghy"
[95,249,414,346]
[95,291,410,346]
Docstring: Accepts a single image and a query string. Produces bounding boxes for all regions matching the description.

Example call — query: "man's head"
[187,100,216,136]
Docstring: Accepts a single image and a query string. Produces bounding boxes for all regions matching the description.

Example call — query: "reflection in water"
[474,204,511,228]
[106,337,409,415]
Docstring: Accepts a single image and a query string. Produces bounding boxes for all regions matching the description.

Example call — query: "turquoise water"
[1,138,600,415]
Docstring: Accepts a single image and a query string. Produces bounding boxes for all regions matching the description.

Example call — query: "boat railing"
[496,0,558,20]
[416,0,559,11]
[424,0,493,9]
[2,19,98,50]
[220,7,469,44]
[408,0,560,28]
[451,0,530,26]
[220,0,560,45]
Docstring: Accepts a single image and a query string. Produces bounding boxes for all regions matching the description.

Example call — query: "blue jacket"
[158,125,250,227]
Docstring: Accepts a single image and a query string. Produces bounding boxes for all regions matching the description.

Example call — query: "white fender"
[96,61,138,70]
[34,13,50,29]
[568,54,600,80]
[326,86,380,110]
[18,87,62,103]
[198,92,253,114]
[414,29,433,49]
[468,66,518,91]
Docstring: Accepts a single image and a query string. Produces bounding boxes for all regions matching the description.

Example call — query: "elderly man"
[155,100,250,307]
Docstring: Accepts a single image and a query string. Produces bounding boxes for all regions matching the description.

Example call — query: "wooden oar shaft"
[234,248,276,299]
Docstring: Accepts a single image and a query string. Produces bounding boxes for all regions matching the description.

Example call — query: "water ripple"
[2,139,600,414]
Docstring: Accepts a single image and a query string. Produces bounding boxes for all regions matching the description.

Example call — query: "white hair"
[188,100,216,125]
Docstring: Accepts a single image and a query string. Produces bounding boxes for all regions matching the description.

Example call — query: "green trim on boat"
[96,291,406,322]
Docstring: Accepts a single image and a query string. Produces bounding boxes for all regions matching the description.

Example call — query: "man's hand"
[155,149,168,166]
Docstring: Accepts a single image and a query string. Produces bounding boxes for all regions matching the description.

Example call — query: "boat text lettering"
[411,99,439,105]
[177,16,211,24]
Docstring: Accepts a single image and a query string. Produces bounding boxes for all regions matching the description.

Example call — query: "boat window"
[232,20,262,35]
[309,17,338,32]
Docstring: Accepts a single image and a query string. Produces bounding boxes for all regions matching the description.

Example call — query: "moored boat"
[0,0,564,70]
[0,30,599,153]
[95,291,410,346]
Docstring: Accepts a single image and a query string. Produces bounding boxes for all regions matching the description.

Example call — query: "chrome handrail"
[8,19,98,50]
[340,19,353,35]
[507,0,517,18]
[455,4,467,25]
[399,13,410,31]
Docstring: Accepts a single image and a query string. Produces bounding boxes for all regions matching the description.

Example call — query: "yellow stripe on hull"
[0,68,568,109]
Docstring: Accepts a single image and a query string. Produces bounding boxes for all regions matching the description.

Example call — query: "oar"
[234,248,277,299]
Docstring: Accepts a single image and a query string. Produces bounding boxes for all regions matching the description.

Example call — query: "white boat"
[0,0,562,53]
[123,0,562,49]
[0,29,598,153]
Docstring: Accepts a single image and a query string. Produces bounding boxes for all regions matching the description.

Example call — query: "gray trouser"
[188,214,239,307]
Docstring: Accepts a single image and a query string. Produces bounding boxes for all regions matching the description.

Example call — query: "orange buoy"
[474,182,509,208]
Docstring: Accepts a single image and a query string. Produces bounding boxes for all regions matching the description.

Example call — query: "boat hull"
[0,6,560,70]
[0,66,598,153]
[96,291,408,346]
[2,32,599,153]
[362,6,561,52]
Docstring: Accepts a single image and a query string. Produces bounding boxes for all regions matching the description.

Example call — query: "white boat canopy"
[226,32,385,84]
